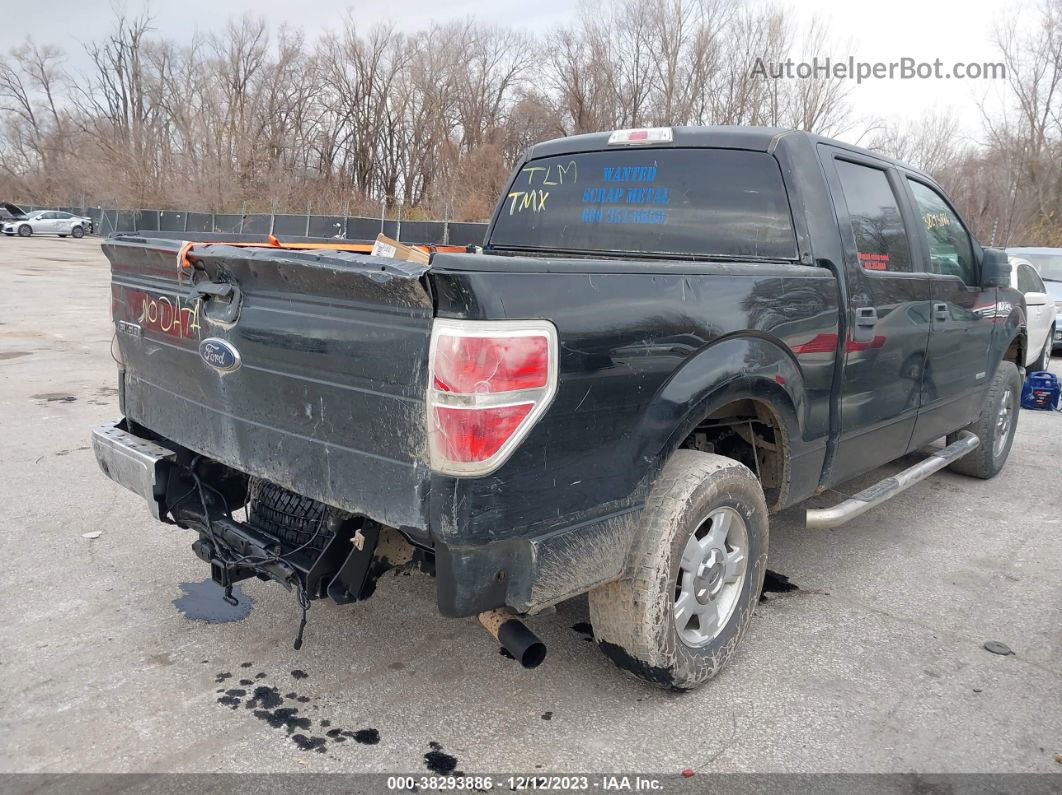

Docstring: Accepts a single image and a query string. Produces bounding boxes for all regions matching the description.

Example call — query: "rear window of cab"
[488,148,798,261]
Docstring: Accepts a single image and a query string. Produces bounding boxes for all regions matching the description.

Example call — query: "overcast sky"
[4,0,1015,144]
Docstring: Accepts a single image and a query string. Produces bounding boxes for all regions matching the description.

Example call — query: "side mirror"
[980,248,1011,288]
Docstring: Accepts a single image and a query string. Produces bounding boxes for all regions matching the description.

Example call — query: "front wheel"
[72,226,85,239]
[17,224,31,237]
[947,361,1021,479]
[588,450,768,690]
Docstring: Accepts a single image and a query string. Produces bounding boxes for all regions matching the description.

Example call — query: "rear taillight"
[428,319,558,476]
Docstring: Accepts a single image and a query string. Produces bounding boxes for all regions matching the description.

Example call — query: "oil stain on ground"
[425,741,459,775]
[327,728,380,745]
[173,579,253,623]
[760,569,799,601]
[211,667,381,754]
[31,392,77,404]
[217,688,245,709]
[571,622,595,642]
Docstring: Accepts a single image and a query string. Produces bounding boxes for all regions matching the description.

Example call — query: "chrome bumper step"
[91,422,177,519]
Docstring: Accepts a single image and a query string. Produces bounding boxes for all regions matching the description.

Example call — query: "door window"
[1016,262,1045,293]
[907,180,976,284]
[834,159,913,273]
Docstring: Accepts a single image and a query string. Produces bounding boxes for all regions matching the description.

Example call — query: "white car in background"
[1008,247,1062,357]
[2,210,90,238]
[1008,254,1055,372]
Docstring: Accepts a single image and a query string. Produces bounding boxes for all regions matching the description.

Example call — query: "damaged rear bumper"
[92,419,641,619]
[90,420,397,603]
[92,421,176,519]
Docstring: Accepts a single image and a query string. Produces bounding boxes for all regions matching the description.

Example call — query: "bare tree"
[0,0,1056,245]
[0,39,67,194]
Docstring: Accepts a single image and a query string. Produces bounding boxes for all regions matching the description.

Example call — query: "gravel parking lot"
[2,235,1060,776]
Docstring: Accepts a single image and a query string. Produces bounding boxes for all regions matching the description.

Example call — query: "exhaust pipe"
[478,608,547,669]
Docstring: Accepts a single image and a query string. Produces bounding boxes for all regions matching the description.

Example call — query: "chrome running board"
[805,431,980,529]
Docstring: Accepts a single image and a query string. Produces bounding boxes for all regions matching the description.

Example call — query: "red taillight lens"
[791,332,888,355]
[432,334,548,393]
[790,332,838,355]
[428,320,557,475]
[431,404,533,463]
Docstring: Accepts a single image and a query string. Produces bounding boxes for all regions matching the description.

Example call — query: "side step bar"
[806,431,979,529]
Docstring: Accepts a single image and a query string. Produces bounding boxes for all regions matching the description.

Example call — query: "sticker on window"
[859,252,890,270]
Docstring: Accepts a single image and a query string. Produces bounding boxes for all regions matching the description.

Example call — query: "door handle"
[189,278,242,323]
[934,302,948,322]
[854,307,877,326]
[852,307,877,343]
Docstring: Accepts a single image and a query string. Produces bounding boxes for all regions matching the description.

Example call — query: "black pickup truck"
[93,126,1025,689]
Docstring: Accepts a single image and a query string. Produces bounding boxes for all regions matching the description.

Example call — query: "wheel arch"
[999,305,1027,374]
[632,333,807,511]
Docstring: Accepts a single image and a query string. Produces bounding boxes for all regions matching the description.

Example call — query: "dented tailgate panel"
[103,236,434,530]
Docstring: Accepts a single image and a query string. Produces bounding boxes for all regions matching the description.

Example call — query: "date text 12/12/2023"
[385,775,667,791]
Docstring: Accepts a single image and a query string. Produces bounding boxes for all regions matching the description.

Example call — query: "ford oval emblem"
[199,338,241,372]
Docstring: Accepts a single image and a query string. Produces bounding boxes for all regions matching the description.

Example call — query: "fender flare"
[997,304,1027,375]
[630,333,811,497]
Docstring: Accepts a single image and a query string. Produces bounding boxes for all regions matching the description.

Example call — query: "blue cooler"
[1021,371,1060,411]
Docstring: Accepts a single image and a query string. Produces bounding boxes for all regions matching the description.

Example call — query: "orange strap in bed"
[177,234,465,270]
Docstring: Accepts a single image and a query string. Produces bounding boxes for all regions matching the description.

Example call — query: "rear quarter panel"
[427,256,840,546]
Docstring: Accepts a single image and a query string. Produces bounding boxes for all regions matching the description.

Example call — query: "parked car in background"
[2,210,90,238]
[1007,247,1062,353]
[1008,255,1055,370]
[66,211,94,234]
[0,201,28,224]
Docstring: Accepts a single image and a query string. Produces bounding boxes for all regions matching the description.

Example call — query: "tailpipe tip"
[478,608,547,669]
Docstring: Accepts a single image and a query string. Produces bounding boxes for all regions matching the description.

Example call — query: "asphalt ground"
[1,235,1060,779]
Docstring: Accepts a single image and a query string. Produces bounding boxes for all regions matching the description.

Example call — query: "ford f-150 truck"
[93,126,1025,689]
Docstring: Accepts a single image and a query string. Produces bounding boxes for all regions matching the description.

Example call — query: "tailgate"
[104,236,433,530]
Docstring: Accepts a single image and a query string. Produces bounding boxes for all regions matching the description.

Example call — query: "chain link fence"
[16,205,489,246]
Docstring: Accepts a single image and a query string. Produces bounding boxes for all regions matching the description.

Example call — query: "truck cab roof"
[527,125,915,174]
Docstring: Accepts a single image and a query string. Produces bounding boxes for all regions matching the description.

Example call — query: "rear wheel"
[947,361,1021,479]
[588,450,768,690]
[17,224,31,237]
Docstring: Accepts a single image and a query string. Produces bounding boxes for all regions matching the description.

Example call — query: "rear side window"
[907,179,976,285]
[1016,262,1045,293]
[834,159,912,273]
[488,149,797,260]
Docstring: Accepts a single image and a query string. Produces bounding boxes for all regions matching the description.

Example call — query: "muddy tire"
[588,450,768,690]
[946,361,1021,479]
[246,479,331,554]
